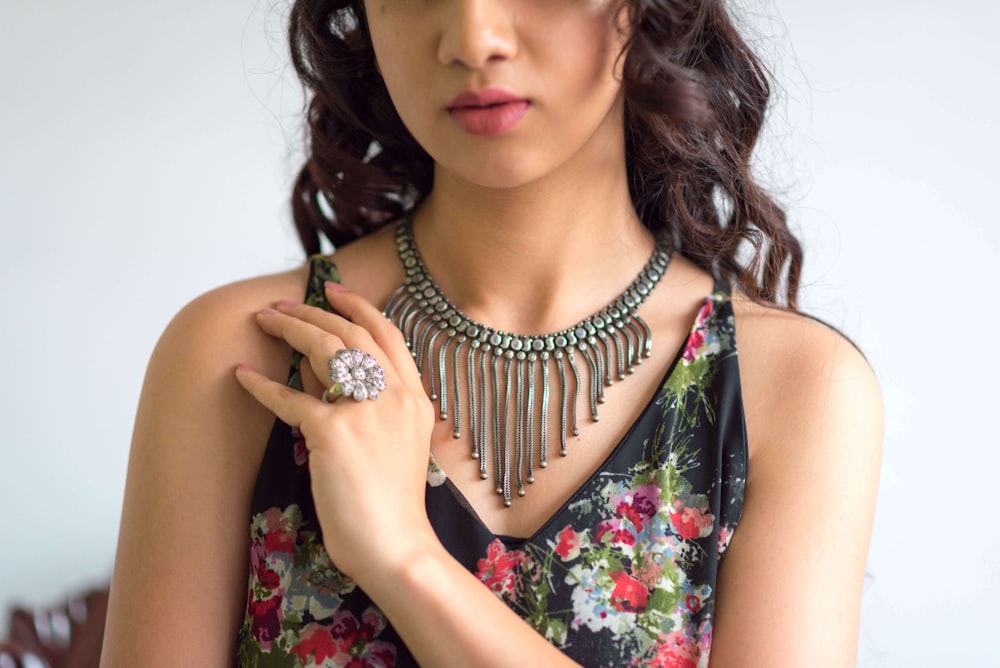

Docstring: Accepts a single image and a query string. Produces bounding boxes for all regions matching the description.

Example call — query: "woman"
[100,0,882,665]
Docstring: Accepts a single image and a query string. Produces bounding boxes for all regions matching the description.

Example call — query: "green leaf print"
[236,634,300,668]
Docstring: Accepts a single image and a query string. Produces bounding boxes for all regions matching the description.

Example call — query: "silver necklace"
[383,220,672,507]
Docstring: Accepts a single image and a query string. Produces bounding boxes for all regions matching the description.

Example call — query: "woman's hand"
[234,282,437,583]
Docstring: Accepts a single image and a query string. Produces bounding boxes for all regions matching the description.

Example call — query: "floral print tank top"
[235,256,747,668]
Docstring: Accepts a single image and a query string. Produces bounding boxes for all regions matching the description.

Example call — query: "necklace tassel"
[382,220,671,507]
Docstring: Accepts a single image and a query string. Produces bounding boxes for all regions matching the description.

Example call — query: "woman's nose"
[436,0,518,70]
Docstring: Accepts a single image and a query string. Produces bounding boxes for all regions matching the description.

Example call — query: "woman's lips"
[446,89,530,136]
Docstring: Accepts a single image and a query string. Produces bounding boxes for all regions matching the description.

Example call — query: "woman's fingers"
[323,283,423,391]
[254,308,353,395]
[250,284,421,408]
[264,285,421,392]
[256,303,404,399]
[236,286,436,580]
[298,353,325,399]
[234,364,321,429]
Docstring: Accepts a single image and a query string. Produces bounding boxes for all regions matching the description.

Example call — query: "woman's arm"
[100,270,307,666]
[710,303,883,667]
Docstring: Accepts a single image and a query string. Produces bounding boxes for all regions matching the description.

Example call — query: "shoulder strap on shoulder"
[303,255,341,311]
[285,256,341,390]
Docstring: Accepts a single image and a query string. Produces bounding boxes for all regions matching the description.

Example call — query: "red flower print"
[685,594,701,612]
[257,565,281,591]
[595,519,636,547]
[293,435,309,467]
[618,504,644,530]
[609,570,649,613]
[261,507,297,554]
[682,329,706,364]
[669,500,714,540]
[248,594,283,648]
[475,539,527,598]
[647,631,700,668]
[553,525,583,561]
[291,623,340,665]
[615,484,661,532]
[694,300,714,328]
[680,301,715,364]
[263,527,296,554]
[296,608,396,667]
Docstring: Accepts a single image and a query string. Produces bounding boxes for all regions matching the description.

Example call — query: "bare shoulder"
[161,222,398,371]
[168,265,312,338]
[158,266,311,381]
[103,265,312,666]
[709,295,883,667]
[138,266,315,439]
[730,295,883,461]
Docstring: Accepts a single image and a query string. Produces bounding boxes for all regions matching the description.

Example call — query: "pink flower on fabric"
[718,525,734,555]
[682,329,706,363]
[595,519,637,547]
[681,300,715,363]
[290,623,340,665]
[694,300,715,328]
[292,608,397,667]
[262,507,297,554]
[614,484,662,532]
[250,539,268,573]
[633,551,665,590]
[669,500,715,540]
[647,631,700,668]
[475,539,527,598]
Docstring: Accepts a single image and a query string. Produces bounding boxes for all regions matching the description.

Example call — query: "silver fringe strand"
[383,220,672,507]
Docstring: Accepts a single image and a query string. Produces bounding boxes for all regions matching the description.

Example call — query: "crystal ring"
[323,348,387,402]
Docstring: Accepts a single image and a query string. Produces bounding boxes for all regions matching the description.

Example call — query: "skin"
[100,0,882,665]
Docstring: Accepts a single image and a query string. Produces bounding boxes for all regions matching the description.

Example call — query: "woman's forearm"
[356,533,579,668]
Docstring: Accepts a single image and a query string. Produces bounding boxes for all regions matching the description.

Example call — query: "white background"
[1,1,997,665]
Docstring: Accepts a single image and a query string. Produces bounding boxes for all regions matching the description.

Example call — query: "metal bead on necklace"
[383,219,672,507]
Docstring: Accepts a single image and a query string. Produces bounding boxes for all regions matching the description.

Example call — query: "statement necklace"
[383,220,672,506]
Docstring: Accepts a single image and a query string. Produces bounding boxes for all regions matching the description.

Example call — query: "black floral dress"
[235,256,747,668]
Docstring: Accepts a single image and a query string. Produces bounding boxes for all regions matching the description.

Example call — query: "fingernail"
[325,281,348,293]
[276,299,298,307]
[236,363,256,373]
[259,307,279,316]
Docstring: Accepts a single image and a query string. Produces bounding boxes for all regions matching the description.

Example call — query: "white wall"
[1,1,996,665]
[756,3,1000,665]
[0,0,305,614]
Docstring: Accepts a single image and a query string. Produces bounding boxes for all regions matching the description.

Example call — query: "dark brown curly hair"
[288,0,802,307]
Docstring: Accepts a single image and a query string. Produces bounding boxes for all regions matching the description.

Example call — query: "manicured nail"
[325,281,348,293]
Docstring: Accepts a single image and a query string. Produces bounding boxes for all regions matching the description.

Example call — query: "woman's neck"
[411,164,656,336]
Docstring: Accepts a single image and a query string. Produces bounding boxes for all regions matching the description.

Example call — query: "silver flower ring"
[323,348,387,403]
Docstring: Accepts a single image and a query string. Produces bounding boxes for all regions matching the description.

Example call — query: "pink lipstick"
[446,88,530,137]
